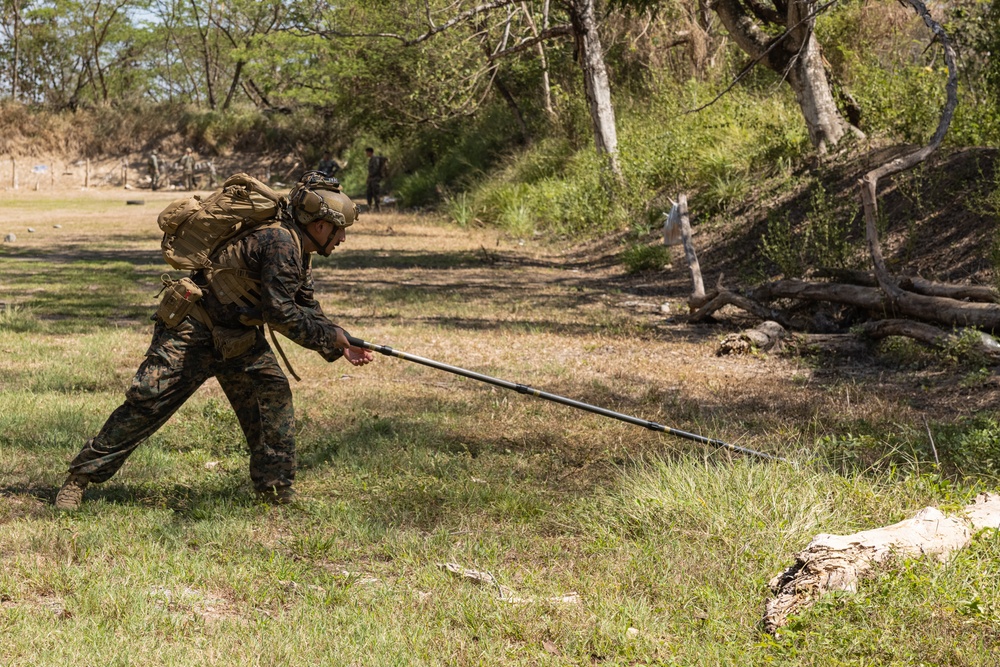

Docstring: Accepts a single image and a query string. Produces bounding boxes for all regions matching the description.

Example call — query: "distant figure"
[148,150,160,191]
[317,151,340,178]
[365,147,388,212]
[179,148,196,191]
[207,159,218,188]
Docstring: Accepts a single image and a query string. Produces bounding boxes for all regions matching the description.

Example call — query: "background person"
[317,151,340,178]
[148,150,160,190]
[179,147,196,190]
[365,147,388,212]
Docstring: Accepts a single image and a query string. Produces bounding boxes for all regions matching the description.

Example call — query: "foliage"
[620,242,671,273]
[0,0,996,246]
[761,182,858,278]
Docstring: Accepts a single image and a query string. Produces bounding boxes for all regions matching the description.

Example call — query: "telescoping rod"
[347,336,786,463]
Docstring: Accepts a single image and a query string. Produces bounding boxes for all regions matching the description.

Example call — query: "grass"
[1,190,999,664]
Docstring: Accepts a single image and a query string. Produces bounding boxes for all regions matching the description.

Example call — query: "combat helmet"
[288,170,360,229]
[288,170,360,255]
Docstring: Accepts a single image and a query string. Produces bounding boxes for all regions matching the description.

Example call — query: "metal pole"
[347,336,786,463]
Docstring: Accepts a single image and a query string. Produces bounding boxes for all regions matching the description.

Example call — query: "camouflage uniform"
[148,152,160,191]
[180,151,196,190]
[366,154,384,211]
[67,216,345,493]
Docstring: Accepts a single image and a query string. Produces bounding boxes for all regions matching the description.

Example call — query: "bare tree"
[1,0,23,99]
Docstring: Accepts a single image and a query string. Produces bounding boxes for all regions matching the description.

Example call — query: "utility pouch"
[156,276,204,328]
[212,326,258,360]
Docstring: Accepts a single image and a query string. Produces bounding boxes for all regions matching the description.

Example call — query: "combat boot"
[55,474,90,510]
[256,485,296,506]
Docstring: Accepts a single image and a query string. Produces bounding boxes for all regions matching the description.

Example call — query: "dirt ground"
[1,147,997,465]
[0,180,1000,474]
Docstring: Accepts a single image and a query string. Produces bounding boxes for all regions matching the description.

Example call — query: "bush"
[620,243,672,273]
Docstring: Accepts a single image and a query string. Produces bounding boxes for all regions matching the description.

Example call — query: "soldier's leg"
[216,342,295,492]
[68,320,217,483]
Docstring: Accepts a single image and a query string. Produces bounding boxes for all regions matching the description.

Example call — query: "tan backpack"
[157,173,283,271]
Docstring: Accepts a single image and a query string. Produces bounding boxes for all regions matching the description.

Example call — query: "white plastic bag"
[663,201,682,246]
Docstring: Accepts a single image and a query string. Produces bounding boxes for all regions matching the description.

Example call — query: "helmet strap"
[299,222,335,257]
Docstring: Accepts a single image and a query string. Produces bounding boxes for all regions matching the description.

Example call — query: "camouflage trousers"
[68,317,295,491]
[366,177,381,211]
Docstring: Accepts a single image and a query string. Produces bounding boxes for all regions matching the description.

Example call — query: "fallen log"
[815,269,999,304]
[764,493,1000,634]
[716,320,788,355]
[690,287,791,326]
[860,318,1000,357]
[751,280,1000,331]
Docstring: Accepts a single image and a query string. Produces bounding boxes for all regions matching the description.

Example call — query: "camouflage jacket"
[195,216,344,362]
[367,155,385,180]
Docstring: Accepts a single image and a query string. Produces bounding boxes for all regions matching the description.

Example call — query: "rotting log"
[764,493,1000,634]
[691,286,791,327]
[716,320,787,355]
[815,269,999,304]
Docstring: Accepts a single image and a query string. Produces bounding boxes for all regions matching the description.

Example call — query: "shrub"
[620,243,672,273]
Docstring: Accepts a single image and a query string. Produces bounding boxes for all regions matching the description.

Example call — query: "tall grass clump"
[0,304,41,334]
[466,144,619,237]
[618,81,809,216]
[761,182,859,277]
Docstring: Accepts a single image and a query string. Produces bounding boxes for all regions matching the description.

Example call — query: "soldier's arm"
[257,229,345,362]
[294,262,326,316]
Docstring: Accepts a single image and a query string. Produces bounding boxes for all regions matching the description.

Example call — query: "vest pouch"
[156,276,204,328]
[212,326,258,360]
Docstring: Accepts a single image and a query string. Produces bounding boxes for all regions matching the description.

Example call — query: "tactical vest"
[205,220,304,318]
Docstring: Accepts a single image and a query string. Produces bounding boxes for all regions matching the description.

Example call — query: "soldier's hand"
[344,347,374,366]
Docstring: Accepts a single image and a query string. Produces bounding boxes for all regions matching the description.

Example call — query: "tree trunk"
[10,0,19,100]
[222,59,244,111]
[568,0,623,180]
[785,32,853,154]
[493,74,531,144]
[190,0,217,110]
[523,0,556,118]
[710,0,862,154]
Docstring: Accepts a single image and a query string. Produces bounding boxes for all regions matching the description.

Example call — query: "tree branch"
[860,0,959,301]
[487,24,572,60]
[316,0,518,46]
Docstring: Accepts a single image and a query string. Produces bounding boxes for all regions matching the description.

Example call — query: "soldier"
[317,151,340,178]
[365,147,387,212]
[206,159,218,188]
[179,147,196,191]
[54,171,375,510]
[148,150,160,191]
